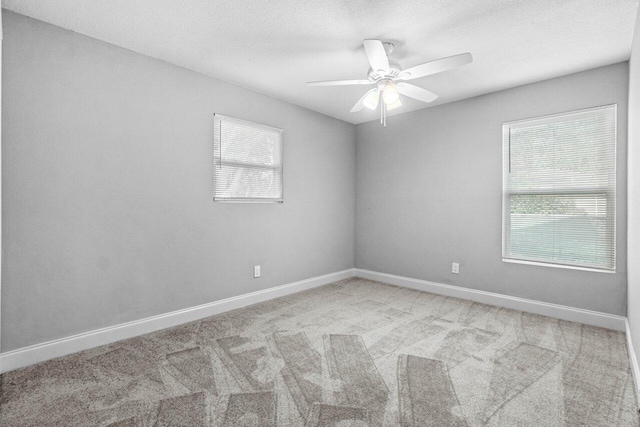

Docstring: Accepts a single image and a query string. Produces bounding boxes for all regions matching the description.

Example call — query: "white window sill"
[502,258,615,274]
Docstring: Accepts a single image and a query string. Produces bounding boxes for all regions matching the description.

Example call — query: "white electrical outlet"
[452,262,459,274]
[254,265,261,278]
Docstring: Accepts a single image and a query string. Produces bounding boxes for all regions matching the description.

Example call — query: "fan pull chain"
[384,101,387,127]
[380,99,387,127]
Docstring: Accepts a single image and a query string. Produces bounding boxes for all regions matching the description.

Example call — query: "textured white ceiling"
[2,0,639,124]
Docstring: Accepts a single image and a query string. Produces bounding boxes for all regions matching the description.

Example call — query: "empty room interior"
[3,0,640,426]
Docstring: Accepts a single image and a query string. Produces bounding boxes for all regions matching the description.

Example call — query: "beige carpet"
[1,278,639,426]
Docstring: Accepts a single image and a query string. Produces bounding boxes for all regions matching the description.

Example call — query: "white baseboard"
[626,319,640,409]
[0,269,355,374]
[1,267,628,375]
[354,268,626,332]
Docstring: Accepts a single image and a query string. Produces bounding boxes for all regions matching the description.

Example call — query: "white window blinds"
[502,105,616,271]
[213,114,283,202]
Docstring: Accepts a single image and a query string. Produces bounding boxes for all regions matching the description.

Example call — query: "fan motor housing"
[368,60,402,82]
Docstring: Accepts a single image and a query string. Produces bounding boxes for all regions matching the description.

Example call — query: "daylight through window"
[213,114,283,202]
[502,105,616,271]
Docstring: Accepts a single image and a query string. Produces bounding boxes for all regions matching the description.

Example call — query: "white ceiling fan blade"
[363,39,390,74]
[399,53,472,80]
[396,82,438,103]
[306,79,373,86]
[351,88,378,112]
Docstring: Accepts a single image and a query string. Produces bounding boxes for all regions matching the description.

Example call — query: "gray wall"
[1,12,356,352]
[1,10,633,354]
[356,63,629,315]
[628,6,640,370]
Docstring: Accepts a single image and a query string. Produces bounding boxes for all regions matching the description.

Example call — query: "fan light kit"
[307,40,473,126]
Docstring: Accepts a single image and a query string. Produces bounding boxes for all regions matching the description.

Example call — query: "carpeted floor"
[1,277,639,426]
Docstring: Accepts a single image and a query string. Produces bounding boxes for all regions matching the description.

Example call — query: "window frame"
[213,113,284,203]
[501,104,617,273]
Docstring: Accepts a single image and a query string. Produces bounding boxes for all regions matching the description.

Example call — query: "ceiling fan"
[307,40,472,125]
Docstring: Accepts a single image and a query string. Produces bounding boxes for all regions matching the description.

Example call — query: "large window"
[213,114,283,202]
[502,105,616,271]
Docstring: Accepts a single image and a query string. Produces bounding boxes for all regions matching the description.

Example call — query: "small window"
[213,114,283,202]
[502,105,616,271]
